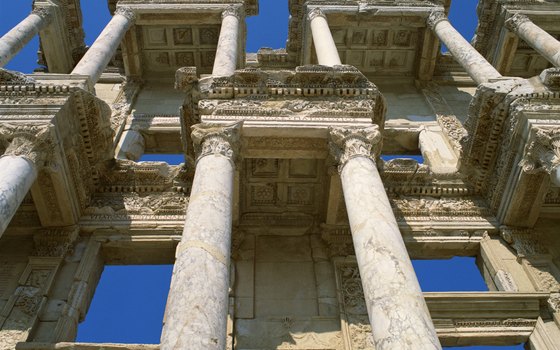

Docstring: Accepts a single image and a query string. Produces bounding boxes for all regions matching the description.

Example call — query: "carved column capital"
[115,6,136,22]
[0,123,54,166]
[519,127,560,174]
[308,7,326,22]
[191,122,242,166]
[328,125,382,172]
[427,10,447,29]
[31,6,55,23]
[505,13,531,33]
[222,5,242,20]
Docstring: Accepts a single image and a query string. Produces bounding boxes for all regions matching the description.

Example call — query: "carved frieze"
[33,226,79,258]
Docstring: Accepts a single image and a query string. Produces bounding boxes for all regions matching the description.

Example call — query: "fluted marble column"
[428,11,502,85]
[308,8,341,66]
[212,6,241,77]
[0,125,51,236]
[161,122,241,350]
[506,13,560,68]
[0,7,53,67]
[329,125,441,350]
[71,7,135,84]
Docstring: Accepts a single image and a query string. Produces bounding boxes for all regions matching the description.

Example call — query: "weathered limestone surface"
[212,6,241,77]
[506,13,560,68]
[329,126,441,350]
[0,7,52,67]
[71,7,135,84]
[161,123,241,350]
[0,155,37,234]
[116,129,145,161]
[308,8,342,66]
[428,11,501,84]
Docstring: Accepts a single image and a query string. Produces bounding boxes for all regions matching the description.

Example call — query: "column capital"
[115,6,136,22]
[222,5,242,20]
[505,13,531,33]
[191,122,242,165]
[0,123,54,165]
[519,127,560,174]
[328,125,382,172]
[308,7,327,22]
[427,10,447,29]
[31,6,55,22]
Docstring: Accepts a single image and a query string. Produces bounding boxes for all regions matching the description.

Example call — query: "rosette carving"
[328,125,382,172]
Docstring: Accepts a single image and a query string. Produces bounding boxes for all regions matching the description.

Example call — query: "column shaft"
[552,167,560,187]
[428,12,501,84]
[161,123,240,350]
[212,7,241,77]
[0,156,37,235]
[0,10,51,67]
[71,8,135,84]
[330,126,441,350]
[308,8,341,66]
[506,14,560,67]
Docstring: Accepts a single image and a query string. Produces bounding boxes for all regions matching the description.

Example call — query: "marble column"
[506,13,560,68]
[0,126,51,237]
[329,125,441,350]
[161,122,241,350]
[308,8,342,66]
[212,6,242,77]
[552,167,560,187]
[428,11,502,85]
[116,129,145,161]
[0,7,53,67]
[71,7,135,84]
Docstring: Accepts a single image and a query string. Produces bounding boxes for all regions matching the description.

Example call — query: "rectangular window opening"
[412,256,488,292]
[381,154,424,164]
[138,153,184,165]
[77,264,173,344]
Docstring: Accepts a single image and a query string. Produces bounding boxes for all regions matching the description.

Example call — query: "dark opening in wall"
[412,257,488,292]
[77,265,173,344]
[138,154,184,165]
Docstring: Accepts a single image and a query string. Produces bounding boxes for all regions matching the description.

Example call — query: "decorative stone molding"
[222,5,242,20]
[539,68,560,89]
[505,13,531,33]
[33,226,79,258]
[500,226,549,258]
[31,6,54,22]
[519,127,560,174]
[191,122,242,165]
[307,7,326,22]
[0,123,54,165]
[115,6,136,22]
[328,125,382,172]
[426,10,447,29]
[175,66,198,90]
[548,293,560,314]
[0,68,36,85]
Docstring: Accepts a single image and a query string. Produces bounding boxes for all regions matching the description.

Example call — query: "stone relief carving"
[505,13,531,33]
[31,6,54,22]
[426,10,446,29]
[0,68,36,85]
[0,123,54,165]
[307,7,326,22]
[84,192,188,219]
[328,125,381,171]
[222,5,242,19]
[519,127,560,174]
[191,122,242,164]
[500,226,549,257]
[115,6,136,21]
[33,226,79,258]
[111,79,143,133]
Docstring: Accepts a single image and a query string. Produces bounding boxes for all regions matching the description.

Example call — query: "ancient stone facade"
[1,0,560,349]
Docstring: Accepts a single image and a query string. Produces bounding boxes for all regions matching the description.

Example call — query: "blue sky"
[1,1,524,348]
